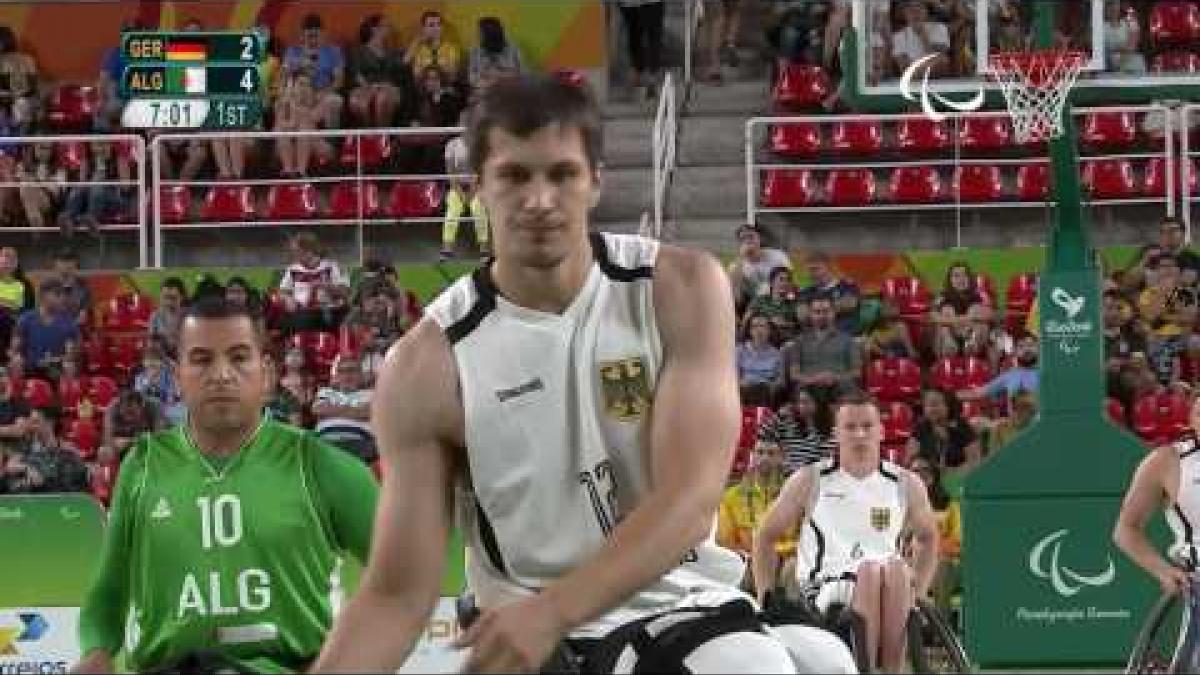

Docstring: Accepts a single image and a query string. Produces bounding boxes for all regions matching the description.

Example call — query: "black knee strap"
[632,600,766,674]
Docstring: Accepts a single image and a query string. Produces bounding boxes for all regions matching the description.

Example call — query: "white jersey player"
[1114,395,1200,594]
[754,393,939,674]
[313,75,798,674]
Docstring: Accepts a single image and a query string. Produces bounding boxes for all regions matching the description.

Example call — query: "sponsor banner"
[397,597,467,674]
[0,607,78,674]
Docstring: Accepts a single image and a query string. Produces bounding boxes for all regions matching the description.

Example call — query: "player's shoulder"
[653,240,724,284]
[1150,433,1197,465]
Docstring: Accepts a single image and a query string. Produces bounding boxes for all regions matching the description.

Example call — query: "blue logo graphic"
[17,613,48,642]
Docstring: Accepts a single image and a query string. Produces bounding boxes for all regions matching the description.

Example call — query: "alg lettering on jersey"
[177,569,272,618]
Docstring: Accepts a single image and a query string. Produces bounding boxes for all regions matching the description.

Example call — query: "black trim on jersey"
[445,267,498,345]
[879,462,899,482]
[1174,504,1199,569]
[807,521,827,582]
[1181,432,1199,459]
[820,458,840,476]
[589,233,653,282]
[475,501,509,576]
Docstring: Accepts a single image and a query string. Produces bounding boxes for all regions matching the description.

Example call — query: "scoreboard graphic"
[119,30,264,130]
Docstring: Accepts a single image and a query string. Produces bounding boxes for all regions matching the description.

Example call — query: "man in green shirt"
[72,297,379,673]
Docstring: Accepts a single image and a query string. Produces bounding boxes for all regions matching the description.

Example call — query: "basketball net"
[987,50,1087,143]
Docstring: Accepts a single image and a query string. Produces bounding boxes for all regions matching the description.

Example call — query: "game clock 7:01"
[120,99,261,129]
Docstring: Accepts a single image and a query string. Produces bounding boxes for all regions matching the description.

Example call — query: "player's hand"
[1154,563,1191,596]
[453,595,568,674]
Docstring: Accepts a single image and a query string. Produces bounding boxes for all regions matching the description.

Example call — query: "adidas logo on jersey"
[151,497,172,520]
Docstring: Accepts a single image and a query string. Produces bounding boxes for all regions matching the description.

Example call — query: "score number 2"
[241,36,255,61]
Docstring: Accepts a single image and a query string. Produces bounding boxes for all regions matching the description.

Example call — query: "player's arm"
[1114,447,1191,594]
[311,436,380,564]
[902,469,940,598]
[752,468,813,603]
[72,448,143,674]
[537,246,742,630]
[310,320,458,673]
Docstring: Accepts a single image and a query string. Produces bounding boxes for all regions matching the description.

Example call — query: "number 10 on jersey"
[198,494,244,549]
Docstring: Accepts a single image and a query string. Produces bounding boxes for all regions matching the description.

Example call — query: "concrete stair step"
[685,78,770,117]
[677,115,751,166]
[669,165,748,220]
[603,116,653,169]
[595,166,653,222]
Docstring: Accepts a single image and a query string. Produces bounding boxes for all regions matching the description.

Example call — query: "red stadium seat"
[200,186,257,222]
[126,293,155,329]
[889,166,943,204]
[387,181,444,218]
[1132,391,1191,445]
[1016,163,1051,201]
[896,117,951,154]
[58,376,86,415]
[865,357,922,403]
[1144,157,1200,197]
[1152,51,1200,72]
[100,296,133,332]
[265,183,320,220]
[66,417,100,461]
[931,356,970,393]
[1081,111,1139,149]
[22,378,54,408]
[337,324,364,356]
[57,142,87,172]
[964,356,993,390]
[91,462,117,506]
[761,170,818,207]
[87,375,119,409]
[768,123,822,157]
[959,117,1011,150]
[731,405,771,477]
[1005,273,1038,332]
[880,401,915,445]
[1149,1,1200,46]
[81,337,111,377]
[1107,397,1127,427]
[159,185,192,224]
[339,135,393,170]
[959,399,991,422]
[44,85,100,132]
[110,337,145,382]
[881,276,933,317]
[772,64,832,110]
[825,170,876,206]
[955,165,1004,202]
[326,181,382,219]
[830,119,884,156]
[1082,159,1138,199]
[974,274,997,302]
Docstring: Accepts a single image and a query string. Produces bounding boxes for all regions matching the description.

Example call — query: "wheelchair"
[1126,586,1200,674]
[455,593,585,674]
[761,587,971,674]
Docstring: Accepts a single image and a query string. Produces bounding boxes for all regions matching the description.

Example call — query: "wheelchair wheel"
[1126,591,1191,674]
[906,598,972,673]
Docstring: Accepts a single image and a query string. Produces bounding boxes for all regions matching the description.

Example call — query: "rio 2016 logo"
[899,54,986,122]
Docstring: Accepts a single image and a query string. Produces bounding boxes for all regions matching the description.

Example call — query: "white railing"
[0,134,148,268]
[651,71,678,239]
[682,0,705,92]
[1183,105,1199,244]
[150,126,469,268]
[746,105,1174,249]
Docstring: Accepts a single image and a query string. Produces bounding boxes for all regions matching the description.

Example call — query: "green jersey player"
[72,297,379,673]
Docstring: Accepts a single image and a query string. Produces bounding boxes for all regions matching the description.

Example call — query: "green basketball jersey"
[115,419,349,672]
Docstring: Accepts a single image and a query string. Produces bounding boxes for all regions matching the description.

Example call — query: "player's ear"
[589,164,603,208]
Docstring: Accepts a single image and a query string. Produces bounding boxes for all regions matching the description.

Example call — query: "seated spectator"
[343,278,405,352]
[314,353,375,463]
[1138,254,1197,384]
[782,296,860,405]
[132,343,184,425]
[59,141,133,237]
[0,26,38,134]
[1121,240,1163,297]
[346,14,412,128]
[766,1,830,71]
[742,265,798,344]
[987,390,1037,452]
[49,247,92,326]
[16,143,66,230]
[274,69,334,178]
[13,279,79,378]
[932,262,992,358]
[910,388,981,473]
[468,17,524,96]
[1104,288,1146,388]
[283,13,346,129]
[727,224,791,314]
[147,277,187,358]
[224,276,261,313]
[0,370,28,453]
[909,454,961,617]
[441,120,489,261]
[1156,217,1200,287]
[3,407,87,494]
[281,345,313,393]
[961,334,1040,404]
[757,386,835,471]
[0,247,31,356]
[265,360,305,427]
[281,369,314,424]
[279,232,350,332]
[892,0,952,78]
[404,10,463,86]
[1103,0,1146,74]
[737,313,784,406]
[717,440,792,564]
[98,390,164,464]
[865,299,917,360]
[797,252,860,334]
[406,65,464,173]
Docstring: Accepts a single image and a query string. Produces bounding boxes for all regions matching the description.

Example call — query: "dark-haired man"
[314,74,799,673]
[71,298,378,674]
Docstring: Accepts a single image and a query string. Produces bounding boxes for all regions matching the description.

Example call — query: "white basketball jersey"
[425,232,744,638]
[1167,434,1200,568]
[796,457,908,584]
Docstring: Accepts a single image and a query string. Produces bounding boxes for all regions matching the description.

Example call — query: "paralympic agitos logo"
[1028,529,1116,597]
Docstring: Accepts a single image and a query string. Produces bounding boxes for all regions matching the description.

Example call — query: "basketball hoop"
[987,50,1087,143]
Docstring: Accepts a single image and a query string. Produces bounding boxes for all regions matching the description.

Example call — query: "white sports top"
[425,232,745,638]
[796,456,908,584]
[1167,433,1200,568]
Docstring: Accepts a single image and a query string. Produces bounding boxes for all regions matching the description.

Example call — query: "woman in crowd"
[347,14,412,128]
[468,17,524,96]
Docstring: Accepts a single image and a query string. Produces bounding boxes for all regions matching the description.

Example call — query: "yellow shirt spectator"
[0,278,24,312]
[409,39,463,82]
[718,481,795,557]
[936,501,962,559]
